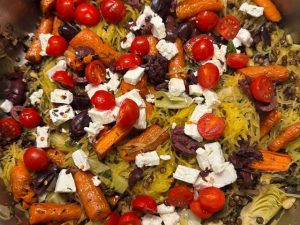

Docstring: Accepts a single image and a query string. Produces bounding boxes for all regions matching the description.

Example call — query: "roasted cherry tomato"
[117,98,140,128]
[19,108,41,129]
[195,11,219,32]
[75,3,101,26]
[101,0,126,24]
[85,60,106,85]
[198,187,225,213]
[198,63,220,89]
[23,147,50,171]
[190,200,213,219]
[0,117,21,140]
[118,212,141,225]
[216,15,241,40]
[192,35,214,61]
[167,186,194,207]
[91,90,116,110]
[104,212,120,225]
[130,36,150,57]
[56,0,75,21]
[52,71,74,88]
[226,53,249,69]
[197,113,226,140]
[46,35,68,56]
[250,75,274,103]
[116,53,142,71]
[132,195,157,214]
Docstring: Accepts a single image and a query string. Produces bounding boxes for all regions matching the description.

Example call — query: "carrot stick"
[145,101,154,120]
[169,39,187,80]
[260,111,282,138]
[146,35,159,56]
[120,75,148,97]
[41,0,56,14]
[74,171,111,221]
[46,149,66,168]
[52,16,62,36]
[268,122,300,151]
[29,203,82,225]
[254,0,282,22]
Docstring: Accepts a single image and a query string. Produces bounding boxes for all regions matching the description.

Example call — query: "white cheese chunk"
[135,151,160,168]
[121,32,136,49]
[184,123,203,142]
[232,38,242,48]
[239,3,264,17]
[134,108,147,130]
[204,142,226,173]
[49,105,75,126]
[124,67,145,85]
[85,84,108,99]
[84,122,105,142]
[173,165,200,184]
[50,89,73,104]
[196,147,211,170]
[160,212,180,225]
[88,107,119,125]
[36,126,50,148]
[235,28,253,47]
[189,84,204,97]
[151,16,166,40]
[30,89,43,105]
[46,60,67,80]
[133,6,155,30]
[159,155,171,161]
[145,94,155,103]
[193,97,204,104]
[168,78,185,97]
[0,99,13,113]
[213,44,227,63]
[39,33,53,56]
[105,70,120,92]
[194,173,216,190]
[157,204,175,214]
[142,214,163,225]
[72,149,90,171]
[189,104,212,123]
[156,40,178,60]
[203,89,220,108]
[55,169,76,193]
[172,122,177,129]
[92,176,101,186]
[116,89,145,107]
[203,59,224,75]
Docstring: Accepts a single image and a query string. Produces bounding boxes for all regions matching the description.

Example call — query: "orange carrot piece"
[146,35,159,56]
[145,101,154,120]
[260,111,282,138]
[254,0,282,22]
[120,75,148,97]
[169,39,187,80]
[40,0,56,14]
[46,149,66,168]
[52,16,62,36]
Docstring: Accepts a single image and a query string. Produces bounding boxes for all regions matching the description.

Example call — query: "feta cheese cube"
[84,122,105,142]
[189,104,212,123]
[173,165,200,184]
[36,126,50,148]
[105,71,120,92]
[134,108,147,130]
[85,84,108,98]
[92,176,101,186]
[194,173,216,190]
[49,105,75,126]
[116,89,145,107]
[133,6,155,30]
[189,84,204,96]
[239,3,264,17]
[46,60,67,80]
[50,89,73,104]
[151,16,166,40]
[145,94,155,103]
[193,97,204,104]
[235,28,253,47]
[124,67,145,85]
[184,123,203,142]
[30,89,43,105]
[88,107,119,125]
[232,38,242,48]
[55,169,76,193]
[0,99,13,113]
[159,155,171,161]
[142,214,163,225]
[157,204,175,214]
[213,44,227,63]
[72,149,91,171]
[168,78,185,97]
[196,148,210,170]
[135,151,160,168]
[203,89,220,108]
[204,142,226,173]
[203,59,224,74]
[156,40,178,60]
[160,212,180,225]
[39,33,53,56]
[121,32,136,49]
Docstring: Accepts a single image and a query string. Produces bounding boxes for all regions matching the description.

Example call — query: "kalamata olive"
[74,46,96,62]
[58,23,80,42]
[71,94,91,110]
[151,0,173,20]
[70,111,91,140]
[6,72,24,80]
[260,26,271,46]
[165,16,177,43]
[256,96,277,112]
[123,0,143,10]
[6,79,26,105]
[177,22,193,43]
[128,167,143,189]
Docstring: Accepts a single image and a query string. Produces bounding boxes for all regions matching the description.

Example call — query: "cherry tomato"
[195,11,219,32]
[116,53,142,71]
[192,35,214,61]
[91,90,116,110]
[197,113,226,140]
[75,3,101,26]
[189,200,213,219]
[23,147,50,171]
[216,15,241,40]
[56,0,75,21]
[52,71,74,88]
[198,63,220,89]
[167,186,194,207]
[198,187,225,213]
[104,212,120,225]
[184,35,203,59]
[130,36,150,56]
[250,75,274,103]
[85,60,106,85]
[226,53,249,69]
[132,195,157,214]
[118,212,141,225]
[19,108,41,129]
[0,117,21,140]
[101,0,126,24]
[117,99,140,128]
[46,35,68,56]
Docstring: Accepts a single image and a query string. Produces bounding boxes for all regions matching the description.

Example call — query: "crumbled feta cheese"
[84,122,105,142]
[160,155,171,161]
[239,3,264,17]
[235,28,253,47]
[203,89,220,108]
[135,151,160,168]
[142,214,163,225]
[189,84,204,97]
[172,122,177,129]
[0,99,13,113]
[173,165,200,184]
[213,44,227,63]
[134,108,147,130]
[203,59,224,74]
[193,97,204,104]
[121,32,136,49]
[168,78,185,97]
[88,107,119,125]
[116,89,146,107]
[151,16,166,40]
[156,40,178,60]
[105,70,120,92]
[39,33,53,56]
[157,204,175,214]
[30,89,43,105]
[85,84,108,98]
[36,126,50,148]
[49,105,75,126]
[196,147,211,170]
[133,6,155,30]
[50,89,73,104]
[145,94,155,103]
[184,123,203,142]
[189,104,212,123]
[46,60,67,80]
[232,38,242,48]
[124,67,145,85]
[55,169,76,193]
[204,142,226,173]
[92,176,101,186]
[160,212,180,225]
[72,149,91,171]
[194,173,216,190]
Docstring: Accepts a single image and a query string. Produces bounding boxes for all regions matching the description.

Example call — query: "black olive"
[165,16,177,43]
[177,22,193,43]
[71,94,92,110]
[6,79,26,105]
[74,46,96,61]
[70,111,91,140]
[128,168,143,189]
[260,26,271,46]
[58,23,80,42]
[151,0,173,20]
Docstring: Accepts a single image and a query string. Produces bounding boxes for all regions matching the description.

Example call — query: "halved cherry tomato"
[19,108,41,129]
[192,35,214,61]
[75,3,101,26]
[198,63,220,89]
[184,35,202,59]
[91,90,116,110]
[189,200,213,219]
[46,35,68,56]
[85,60,106,85]
[52,71,74,88]
[117,98,140,128]
[167,186,194,207]
[250,75,274,103]
[23,147,50,172]
[0,117,21,140]
[118,212,141,225]
[226,53,249,69]
[56,0,75,21]
[104,212,120,225]
[130,36,150,57]
[116,53,142,71]
[198,187,225,213]
[101,0,126,24]
[195,11,219,32]
[216,15,241,40]
[132,195,157,214]
[197,113,225,140]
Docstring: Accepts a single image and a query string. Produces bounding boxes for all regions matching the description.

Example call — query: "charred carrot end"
[52,16,63,36]
[146,35,159,56]
[238,65,289,81]
[40,0,56,14]
[46,149,66,168]
[145,101,154,121]
[120,76,148,97]
[169,39,187,80]
[260,111,282,138]
[254,0,282,22]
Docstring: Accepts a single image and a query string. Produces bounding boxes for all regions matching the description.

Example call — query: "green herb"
[226,41,237,54]
[287,177,300,186]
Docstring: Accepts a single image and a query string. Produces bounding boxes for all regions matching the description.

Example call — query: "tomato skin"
[189,200,213,219]
[104,212,120,225]
[75,3,101,26]
[101,0,126,24]
[216,15,241,40]
[46,35,68,57]
[130,36,150,57]
[19,108,41,129]
[167,186,194,207]
[250,75,274,103]
[195,11,219,32]
[118,212,141,225]
[56,0,75,21]
[117,99,140,128]
[198,187,225,213]
[192,36,214,61]
[197,113,226,140]
[23,147,50,172]
[52,71,74,88]
[132,195,157,214]
[116,53,142,71]
[85,60,106,85]
[226,53,249,69]
[0,117,21,140]
[198,63,220,89]
[91,90,116,110]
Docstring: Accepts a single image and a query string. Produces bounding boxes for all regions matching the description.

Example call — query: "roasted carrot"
[249,150,292,171]
[145,101,154,120]
[146,35,159,56]
[238,65,289,81]
[41,0,56,14]
[169,39,187,80]
[46,149,66,168]
[260,111,282,138]
[254,0,282,22]
[52,16,62,36]
[120,75,148,97]
[26,16,54,64]
[74,171,111,221]
[268,122,300,151]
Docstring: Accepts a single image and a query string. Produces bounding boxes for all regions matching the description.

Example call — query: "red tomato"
[46,35,68,57]
[91,90,116,110]
[75,3,101,26]
[167,186,194,207]
[198,187,225,213]
[23,147,50,171]
[0,117,21,140]
[85,60,106,85]
[118,212,141,225]
[197,113,226,140]
[192,35,214,61]
[101,0,126,24]
[216,15,241,40]
[52,71,74,88]
[19,108,41,129]
[195,11,219,32]
[198,63,220,89]
[104,212,120,225]
[117,99,140,128]
[250,75,274,103]
[132,195,157,214]
[116,53,142,71]
[226,53,249,69]
[130,36,150,56]
[189,200,213,219]
[56,0,75,21]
